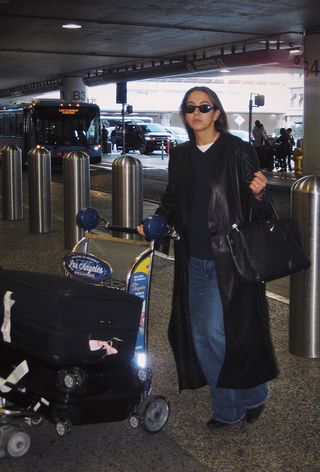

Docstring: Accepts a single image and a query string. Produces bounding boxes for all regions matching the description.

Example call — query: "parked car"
[164,126,188,144]
[101,117,141,142]
[104,119,145,151]
[229,129,250,142]
[115,122,176,154]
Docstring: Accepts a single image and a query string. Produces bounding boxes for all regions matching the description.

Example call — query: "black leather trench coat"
[157,133,278,391]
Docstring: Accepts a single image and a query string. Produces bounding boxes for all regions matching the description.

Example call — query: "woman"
[139,86,278,430]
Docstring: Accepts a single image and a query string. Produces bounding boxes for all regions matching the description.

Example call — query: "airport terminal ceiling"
[0,0,320,99]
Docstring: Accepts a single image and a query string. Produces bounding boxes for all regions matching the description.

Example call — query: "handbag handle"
[249,198,279,222]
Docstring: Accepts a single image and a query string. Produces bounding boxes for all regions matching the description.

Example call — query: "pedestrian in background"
[286,128,295,171]
[275,128,290,172]
[101,124,109,153]
[138,86,278,430]
[111,128,117,152]
[252,120,267,163]
[252,120,268,148]
[252,120,274,170]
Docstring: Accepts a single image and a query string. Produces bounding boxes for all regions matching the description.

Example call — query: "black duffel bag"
[226,204,310,284]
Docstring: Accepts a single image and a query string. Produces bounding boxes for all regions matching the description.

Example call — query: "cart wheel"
[141,395,170,434]
[30,415,44,427]
[4,426,31,457]
[56,419,72,436]
[128,414,140,429]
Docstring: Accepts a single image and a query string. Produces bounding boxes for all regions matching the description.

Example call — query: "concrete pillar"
[61,76,88,103]
[303,33,320,174]
[160,113,171,126]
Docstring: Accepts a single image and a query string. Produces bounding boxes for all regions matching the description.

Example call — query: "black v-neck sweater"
[187,138,223,260]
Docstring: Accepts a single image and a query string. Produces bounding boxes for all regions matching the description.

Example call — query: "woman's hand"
[249,171,267,199]
[136,223,146,238]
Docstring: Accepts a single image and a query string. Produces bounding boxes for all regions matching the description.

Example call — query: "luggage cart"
[0,209,178,458]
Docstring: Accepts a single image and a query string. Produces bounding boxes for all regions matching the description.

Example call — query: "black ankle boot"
[246,404,265,423]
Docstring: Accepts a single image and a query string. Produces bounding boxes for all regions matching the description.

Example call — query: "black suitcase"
[0,342,143,425]
[0,270,143,365]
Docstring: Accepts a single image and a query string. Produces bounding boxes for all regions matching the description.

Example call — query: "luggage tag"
[0,360,29,393]
[1,291,15,343]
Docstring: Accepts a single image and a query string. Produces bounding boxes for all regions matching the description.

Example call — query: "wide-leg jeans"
[188,256,268,424]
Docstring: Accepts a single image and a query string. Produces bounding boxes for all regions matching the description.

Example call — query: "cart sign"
[63,253,112,282]
[128,255,151,355]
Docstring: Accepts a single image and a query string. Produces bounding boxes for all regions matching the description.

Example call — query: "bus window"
[9,114,16,137]
[35,108,98,147]
[87,117,100,145]
[3,115,10,136]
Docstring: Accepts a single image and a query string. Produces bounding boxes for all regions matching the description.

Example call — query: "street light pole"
[249,96,253,144]
[121,102,126,155]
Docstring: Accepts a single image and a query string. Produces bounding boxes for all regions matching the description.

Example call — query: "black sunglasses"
[184,104,217,114]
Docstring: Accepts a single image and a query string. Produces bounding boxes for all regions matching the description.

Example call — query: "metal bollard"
[161,140,164,160]
[112,154,143,239]
[289,175,320,358]
[1,144,23,220]
[28,146,52,233]
[63,151,90,249]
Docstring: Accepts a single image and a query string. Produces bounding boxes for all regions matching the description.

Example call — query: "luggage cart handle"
[104,222,139,235]
[76,208,139,235]
[104,221,180,240]
[103,216,180,241]
[143,215,180,241]
[76,208,180,240]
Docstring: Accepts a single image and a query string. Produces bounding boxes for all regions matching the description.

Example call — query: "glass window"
[35,105,100,146]
[145,124,166,132]
[3,114,9,136]
[16,113,24,137]
[9,114,16,137]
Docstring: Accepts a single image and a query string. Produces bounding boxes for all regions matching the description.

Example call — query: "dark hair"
[180,86,228,141]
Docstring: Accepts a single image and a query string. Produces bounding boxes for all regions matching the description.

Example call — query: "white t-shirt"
[197,142,215,153]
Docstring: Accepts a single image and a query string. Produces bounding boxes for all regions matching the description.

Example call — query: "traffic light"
[126,104,133,114]
[116,82,127,104]
[254,94,265,107]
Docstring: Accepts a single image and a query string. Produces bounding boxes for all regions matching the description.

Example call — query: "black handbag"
[226,203,310,283]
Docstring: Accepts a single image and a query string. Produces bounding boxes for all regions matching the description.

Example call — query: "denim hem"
[214,413,246,425]
[245,392,269,410]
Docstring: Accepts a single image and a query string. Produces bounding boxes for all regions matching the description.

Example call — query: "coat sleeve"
[241,141,271,213]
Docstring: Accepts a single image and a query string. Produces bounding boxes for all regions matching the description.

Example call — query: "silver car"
[164,126,189,144]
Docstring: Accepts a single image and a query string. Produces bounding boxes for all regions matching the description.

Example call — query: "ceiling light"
[260,40,284,45]
[62,23,82,29]
[219,69,231,73]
